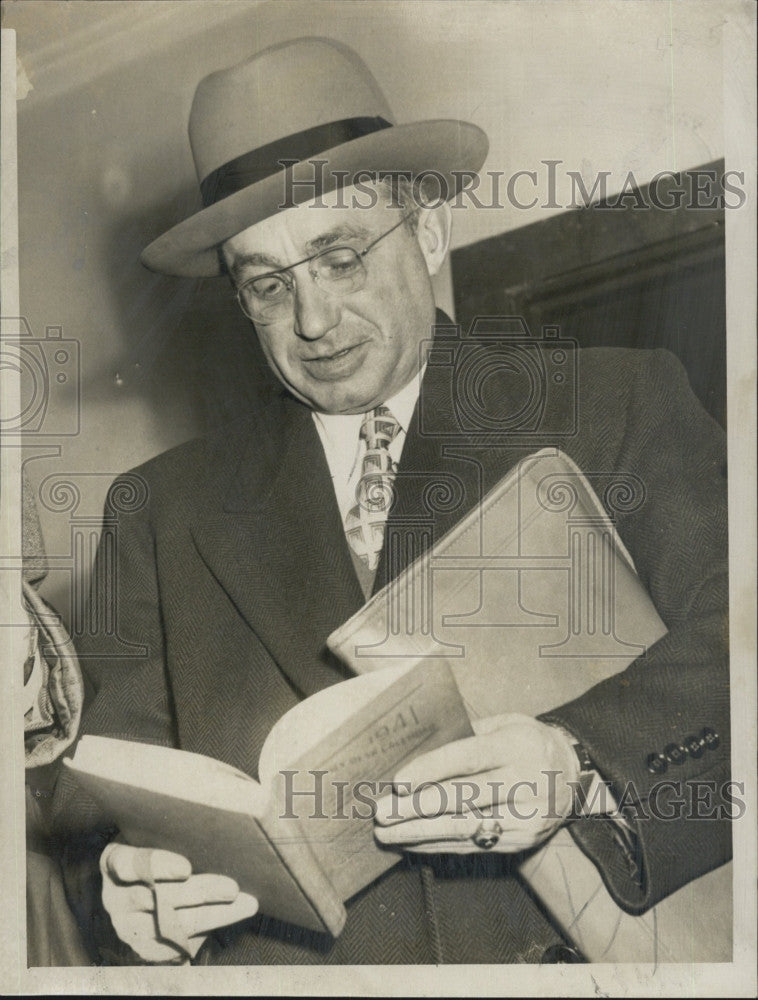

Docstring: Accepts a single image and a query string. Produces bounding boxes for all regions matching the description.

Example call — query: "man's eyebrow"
[226,223,372,281]
[226,252,283,282]
[304,223,371,252]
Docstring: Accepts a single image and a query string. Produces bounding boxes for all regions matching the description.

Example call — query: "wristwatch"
[550,725,643,886]
[550,724,607,817]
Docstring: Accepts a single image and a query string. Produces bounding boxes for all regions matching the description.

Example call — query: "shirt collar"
[312,363,425,460]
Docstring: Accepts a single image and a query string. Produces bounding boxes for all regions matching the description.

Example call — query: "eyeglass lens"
[237,213,412,322]
[239,246,365,320]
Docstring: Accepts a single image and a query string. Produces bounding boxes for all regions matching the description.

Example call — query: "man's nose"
[292,273,341,341]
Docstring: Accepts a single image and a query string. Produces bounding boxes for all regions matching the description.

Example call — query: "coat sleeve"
[51,472,177,963]
[540,349,731,913]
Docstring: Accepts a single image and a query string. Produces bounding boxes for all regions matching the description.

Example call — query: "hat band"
[200,116,393,207]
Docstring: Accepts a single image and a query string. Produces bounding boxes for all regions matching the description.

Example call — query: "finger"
[375,811,482,846]
[401,840,487,855]
[393,717,577,792]
[375,812,559,853]
[108,875,240,916]
[374,784,462,824]
[375,802,555,842]
[401,829,555,854]
[376,774,567,827]
[156,874,240,910]
[471,713,523,736]
[375,769,513,824]
[151,876,247,955]
[103,844,192,885]
[179,892,259,938]
[393,732,517,790]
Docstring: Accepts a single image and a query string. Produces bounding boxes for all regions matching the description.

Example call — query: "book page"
[259,663,417,779]
[263,661,473,901]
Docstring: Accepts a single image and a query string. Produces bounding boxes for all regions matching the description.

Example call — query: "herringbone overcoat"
[53,341,731,965]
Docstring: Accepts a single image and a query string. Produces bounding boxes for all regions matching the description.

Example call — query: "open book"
[65,659,473,938]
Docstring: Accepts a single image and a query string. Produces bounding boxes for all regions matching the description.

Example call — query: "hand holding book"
[67,661,472,947]
[100,842,259,963]
[374,713,581,853]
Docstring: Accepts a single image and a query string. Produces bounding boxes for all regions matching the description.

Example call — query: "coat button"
[541,944,585,963]
[700,727,720,750]
[663,743,687,767]
[646,752,667,774]
[683,734,705,758]
[664,742,688,765]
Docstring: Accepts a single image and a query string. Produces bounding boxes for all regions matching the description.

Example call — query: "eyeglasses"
[234,212,416,324]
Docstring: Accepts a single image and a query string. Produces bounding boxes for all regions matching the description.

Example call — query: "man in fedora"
[53,37,730,965]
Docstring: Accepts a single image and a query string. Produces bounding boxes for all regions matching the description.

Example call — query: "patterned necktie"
[344,407,401,571]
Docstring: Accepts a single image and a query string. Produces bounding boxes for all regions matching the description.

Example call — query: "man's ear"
[415,201,452,277]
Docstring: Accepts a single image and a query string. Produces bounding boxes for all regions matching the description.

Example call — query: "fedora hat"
[141,37,488,277]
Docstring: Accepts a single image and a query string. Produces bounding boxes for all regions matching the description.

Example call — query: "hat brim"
[140,120,488,277]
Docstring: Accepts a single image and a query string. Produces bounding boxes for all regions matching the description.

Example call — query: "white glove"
[100,842,259,963]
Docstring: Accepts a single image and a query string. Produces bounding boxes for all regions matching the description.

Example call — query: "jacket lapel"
[190,393,365,698]
[374,331,534,592]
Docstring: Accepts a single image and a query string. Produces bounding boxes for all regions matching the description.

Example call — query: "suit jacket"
[52,341,730,965]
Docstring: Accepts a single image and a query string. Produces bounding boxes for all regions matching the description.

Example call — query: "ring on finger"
[472,816,503,850]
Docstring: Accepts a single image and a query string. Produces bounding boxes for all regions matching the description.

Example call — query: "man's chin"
[310,394,380,416]
[302,384,383,416]
[291,372,386,415]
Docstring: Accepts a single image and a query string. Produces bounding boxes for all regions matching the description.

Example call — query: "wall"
[3,0,725,617]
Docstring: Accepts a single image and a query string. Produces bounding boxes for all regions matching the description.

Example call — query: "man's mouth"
[302,341,369,380]
[305,343,362,361]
